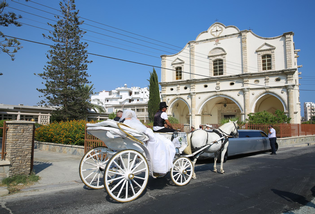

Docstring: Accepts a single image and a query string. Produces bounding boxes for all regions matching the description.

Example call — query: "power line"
[17,20,222,73]
[3,34,210,78]
[10,2,182,52]
[29,0,183,50]
[10,1,262,73]
[14,2,267,75]
[6,2,302,87]
[13,10,251,75]
[4,34,302,91]
[5,15,301,89]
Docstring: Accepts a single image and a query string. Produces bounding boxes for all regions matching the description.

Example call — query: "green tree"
[246,110,291,124]
[0,0,28,60]
[108,112,116,120]
[36,0,92,121]
[147,68,160,122]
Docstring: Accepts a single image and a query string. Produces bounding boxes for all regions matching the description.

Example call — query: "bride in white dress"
[120,110,175,174]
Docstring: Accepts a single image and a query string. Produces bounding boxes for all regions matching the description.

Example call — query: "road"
[1,145,315,214]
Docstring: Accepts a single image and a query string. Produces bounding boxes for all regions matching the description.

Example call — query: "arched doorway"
[200,96,242,124]
[254,94,284,114]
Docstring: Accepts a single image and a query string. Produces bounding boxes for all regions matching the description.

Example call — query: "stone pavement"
[0,149,83,198]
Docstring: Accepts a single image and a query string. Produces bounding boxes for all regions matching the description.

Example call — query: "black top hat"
[159,102,168,109]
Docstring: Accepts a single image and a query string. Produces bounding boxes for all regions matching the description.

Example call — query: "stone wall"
[277,135,315,148]
[35,141,84,156]
[5,121,34,177]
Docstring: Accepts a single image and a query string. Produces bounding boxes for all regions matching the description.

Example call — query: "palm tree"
[77,84,106,113]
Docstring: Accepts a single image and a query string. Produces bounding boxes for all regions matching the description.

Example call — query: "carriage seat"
[86,120,149,142]
[154,132,174,141]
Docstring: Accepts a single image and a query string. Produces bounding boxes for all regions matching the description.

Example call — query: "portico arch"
[168,97,191,124]
[252,92,286,114]
[198,95,243,124]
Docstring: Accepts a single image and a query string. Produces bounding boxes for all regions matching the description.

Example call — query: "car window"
[260,132,268,137]
[239,131,253,138]
[239,131,265,138]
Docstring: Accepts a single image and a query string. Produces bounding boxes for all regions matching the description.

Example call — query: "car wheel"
[275,142,279,151]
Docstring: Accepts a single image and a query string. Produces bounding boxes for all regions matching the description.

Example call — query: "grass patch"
[1,172,40,194]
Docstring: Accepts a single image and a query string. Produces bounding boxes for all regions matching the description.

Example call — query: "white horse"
[189,121,238,174]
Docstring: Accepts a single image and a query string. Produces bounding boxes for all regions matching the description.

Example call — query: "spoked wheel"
[79,147,110,189]
[171,157,193,186]
[104,149,149,203]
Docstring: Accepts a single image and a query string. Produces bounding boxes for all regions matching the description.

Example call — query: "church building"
[160,23,301,127]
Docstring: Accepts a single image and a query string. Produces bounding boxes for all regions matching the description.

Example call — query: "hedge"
[35,120,86,145]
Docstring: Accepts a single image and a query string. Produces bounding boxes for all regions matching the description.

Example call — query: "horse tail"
[183,132,193,155]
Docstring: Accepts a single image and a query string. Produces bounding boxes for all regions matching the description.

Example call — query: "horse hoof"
[192,173,196,179]
[213,170,217,173]
[220,171,225,174]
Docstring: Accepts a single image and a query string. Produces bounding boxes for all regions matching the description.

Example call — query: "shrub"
[0,120,5,137]
[108,112,116,120]
[220,117,238,125]
[35,120,86,145]
[168,116,179,124]
[246,110,291,125]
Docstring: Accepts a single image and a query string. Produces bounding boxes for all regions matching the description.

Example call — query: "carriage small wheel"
[171,157,193,186]
[79,146,110,189]
[104,149,149,203]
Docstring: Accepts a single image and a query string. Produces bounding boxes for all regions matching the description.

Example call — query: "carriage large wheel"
[171,157,193,186]
[79,147,110,189]
[104,149,149,203]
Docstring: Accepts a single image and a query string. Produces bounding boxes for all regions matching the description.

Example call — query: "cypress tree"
[148,68,160,122]
[36,0,92,121]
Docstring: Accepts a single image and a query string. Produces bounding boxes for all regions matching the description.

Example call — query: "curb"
[0,186,9,196]
[291,142,315,147]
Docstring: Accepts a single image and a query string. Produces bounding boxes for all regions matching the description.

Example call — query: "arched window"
[176,67,182,80]
[213,59,223,76]
[262,54,272,70]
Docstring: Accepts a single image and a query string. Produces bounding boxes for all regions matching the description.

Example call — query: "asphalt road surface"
[1,145,315,214]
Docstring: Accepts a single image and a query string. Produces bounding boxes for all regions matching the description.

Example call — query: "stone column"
[241,31,248,74]
[287,85,295,123]
[6,121,35,177]
[189,42,195,78]
[161,55,166,82]
[195,114,202,128]
[17,111,21,121]
[243,88,251,120]
[243,79,250,121]
[191,92,196,127]
[284,32,293,69]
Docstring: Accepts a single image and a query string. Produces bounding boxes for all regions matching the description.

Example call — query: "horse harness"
[212,129,229,150]
[191,128,229,152]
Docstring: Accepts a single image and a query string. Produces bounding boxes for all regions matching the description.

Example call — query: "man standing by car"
[268,125,277,155]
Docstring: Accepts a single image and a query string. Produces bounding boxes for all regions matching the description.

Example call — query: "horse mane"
[219,121,232,130]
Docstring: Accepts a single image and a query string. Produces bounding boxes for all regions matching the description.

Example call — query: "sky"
[1,0,314,117]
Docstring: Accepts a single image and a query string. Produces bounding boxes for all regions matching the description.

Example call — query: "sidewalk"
[1,149,84,199]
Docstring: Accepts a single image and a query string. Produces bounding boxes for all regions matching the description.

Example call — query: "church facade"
[160,23,301,127]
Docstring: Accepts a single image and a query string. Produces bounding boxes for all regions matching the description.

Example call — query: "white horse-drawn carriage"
[79,120,238,202]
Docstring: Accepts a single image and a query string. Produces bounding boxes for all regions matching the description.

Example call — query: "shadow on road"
[272,188,315,211]
[33,161,53,174]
